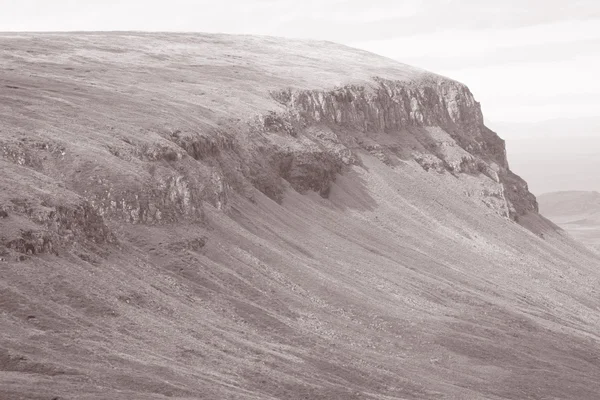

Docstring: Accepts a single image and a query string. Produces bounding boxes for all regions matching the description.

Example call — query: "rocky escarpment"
[0,74,540,255]
[6,35,596,400]
[257,76,538,221]
[0,162,115,261]
[0,33,543,256]
[2,77,537,238]
[1,201,114,256]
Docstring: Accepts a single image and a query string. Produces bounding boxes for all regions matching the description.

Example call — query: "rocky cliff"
[0,34,543,261]
[3,34,593,400]
[261,76,538,220]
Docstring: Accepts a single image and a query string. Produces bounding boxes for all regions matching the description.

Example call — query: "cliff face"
[251,77,537,221]
[0,37,542,261]
[3,34,600,400]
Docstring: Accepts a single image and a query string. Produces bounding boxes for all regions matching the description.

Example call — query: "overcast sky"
[2,0,599,192]
[2,0,598,125]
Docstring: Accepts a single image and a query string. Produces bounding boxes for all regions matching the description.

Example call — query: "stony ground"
[1,33,600,400]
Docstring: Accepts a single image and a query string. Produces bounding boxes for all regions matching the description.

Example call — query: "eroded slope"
[1,33,599,400]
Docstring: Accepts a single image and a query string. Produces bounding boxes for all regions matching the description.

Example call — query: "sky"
[2,0,599,192]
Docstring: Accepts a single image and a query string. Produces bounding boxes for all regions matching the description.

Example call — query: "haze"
[2,0,599,193]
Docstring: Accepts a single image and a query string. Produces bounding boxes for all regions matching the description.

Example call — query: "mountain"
[488,118,600,195]
[1,33,600,400]
[539,191,600,251]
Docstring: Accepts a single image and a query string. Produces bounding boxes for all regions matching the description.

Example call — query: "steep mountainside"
[1,33,600,400]
[539,191,600,251]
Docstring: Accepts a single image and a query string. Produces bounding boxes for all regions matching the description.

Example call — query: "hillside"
[539,191,600,252]
[1,33,600,400]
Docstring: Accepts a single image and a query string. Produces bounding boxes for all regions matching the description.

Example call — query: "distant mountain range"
[539,190,600,251]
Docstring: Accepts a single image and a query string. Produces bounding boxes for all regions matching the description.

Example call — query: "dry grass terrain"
[1,33,600,400]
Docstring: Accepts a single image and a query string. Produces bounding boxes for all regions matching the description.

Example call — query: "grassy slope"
[1,33,600,399]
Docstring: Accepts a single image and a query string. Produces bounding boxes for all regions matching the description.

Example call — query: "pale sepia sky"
[2,0,599,192]
[2,0,598,124]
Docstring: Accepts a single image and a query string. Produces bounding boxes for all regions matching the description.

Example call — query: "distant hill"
[539,191,600,250]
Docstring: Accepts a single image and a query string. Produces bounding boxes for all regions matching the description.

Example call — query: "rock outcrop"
[250,76,537,221]
[2,33,596,400]
[0,33,543,261]
[0,174,115,261]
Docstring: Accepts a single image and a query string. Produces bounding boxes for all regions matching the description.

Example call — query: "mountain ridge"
[1,33,599,400]
[0,33,540,232]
